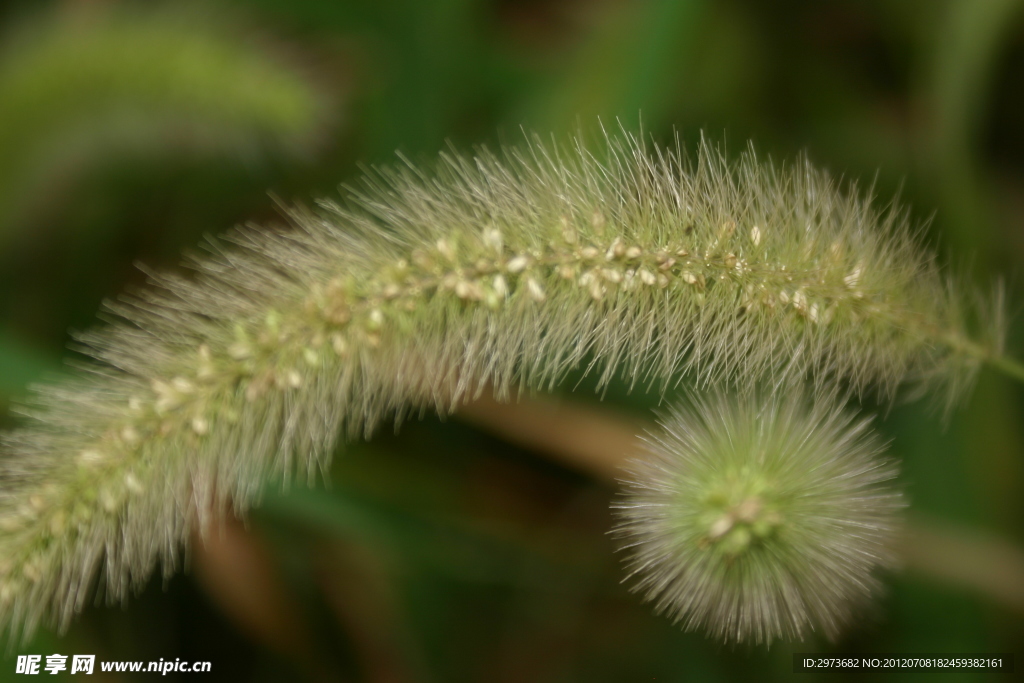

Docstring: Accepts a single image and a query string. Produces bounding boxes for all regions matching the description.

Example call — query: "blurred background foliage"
[0,0,1022,680]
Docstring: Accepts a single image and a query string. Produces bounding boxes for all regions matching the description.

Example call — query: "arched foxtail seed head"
[0,127,992,643]
[614,386,904,644]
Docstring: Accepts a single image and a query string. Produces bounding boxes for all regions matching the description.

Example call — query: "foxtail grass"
[0,130,1003,642]
[614,386,903,644]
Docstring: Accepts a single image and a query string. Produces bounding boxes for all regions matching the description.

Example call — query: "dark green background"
[0,0,1021,680]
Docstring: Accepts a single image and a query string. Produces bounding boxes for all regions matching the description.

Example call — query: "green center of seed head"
[698,469,782,556]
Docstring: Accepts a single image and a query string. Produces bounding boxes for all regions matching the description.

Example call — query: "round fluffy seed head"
[615,388,903,644]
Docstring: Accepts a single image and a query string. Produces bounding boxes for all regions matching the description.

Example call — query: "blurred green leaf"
[0,330,57,399]
[0,2,334,249]
[519,0,708,133]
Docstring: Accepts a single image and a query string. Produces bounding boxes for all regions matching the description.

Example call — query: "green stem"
[986,354,1024,384]
[948,334,1024,385]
